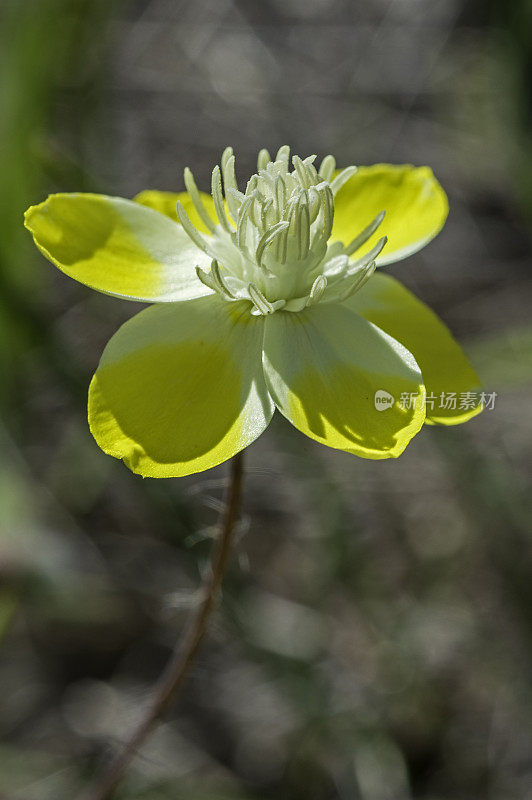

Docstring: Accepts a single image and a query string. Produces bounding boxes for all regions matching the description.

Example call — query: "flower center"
[177,146,387,315]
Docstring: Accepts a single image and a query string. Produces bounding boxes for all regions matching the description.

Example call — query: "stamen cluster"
[177,146,387,315]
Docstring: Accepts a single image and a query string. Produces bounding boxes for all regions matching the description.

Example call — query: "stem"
[81,452,245,800]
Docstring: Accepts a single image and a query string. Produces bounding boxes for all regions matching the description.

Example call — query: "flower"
[24,147,482,477]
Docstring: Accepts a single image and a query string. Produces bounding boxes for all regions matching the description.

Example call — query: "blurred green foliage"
[0,0,114,395]
[491,0,532,213]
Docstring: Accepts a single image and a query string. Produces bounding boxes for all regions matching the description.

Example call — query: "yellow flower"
[24,147,482,477]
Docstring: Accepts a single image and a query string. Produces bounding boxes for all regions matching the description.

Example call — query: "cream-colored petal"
[25,193,212,302]
[262,304,425,459]
[332,164,449,266]
[134,189,217,233]
[345,274,483,425]
[89,296,273,477]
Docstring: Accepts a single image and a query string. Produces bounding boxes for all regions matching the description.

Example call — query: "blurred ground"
[0,0,531,798]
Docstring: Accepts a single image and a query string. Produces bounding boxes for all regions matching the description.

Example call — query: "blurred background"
[0,0,531,797]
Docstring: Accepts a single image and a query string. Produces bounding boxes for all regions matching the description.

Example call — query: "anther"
[308,187,321,222]
[184,168,217,234]
[297,192,310,259]
[321,185,334,241]
[260,198,273,232]
[236,194,255,250]
[346,236,387,273]
[292,155,311,189]
[339,259,377,301]
[304,161,320,186]
[211,165,233,234]
[318,154,336,181]
[221,152,241,221]
[248,283,273,315]
[330,165,358,195]
[256,221,290,268]
[307,274,327,305]
[257,149,271,171]
[211,259,235,298]
[176,201,215,258]
[344,210,386,257]
[275,175,287,214]
[275,145,290,168]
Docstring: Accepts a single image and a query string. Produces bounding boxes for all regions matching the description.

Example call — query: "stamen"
[323,254,349,276]
[248,283,273,314]
[355,260,377,292]
[330,166,357,195]
[196,260,235,300]
[275,145,290,169]
[308,187,321,222]
[211,165,233,233]
[339,259,377,301]
[343,210,386,257]
[298,192,310,259]
[307,274,327,305]
[227,186,246,205]
[354,259,377,292]
[246,174,258,196]
[221,147,233,172]
[195,266,218,293]
[176,200,215,257]
[236,194,255,249]
[346,235,387,273]
[210,258,235,298]
[277,223,289,264]
[292,155,311,189]
[249,195,262,228]
[260,198,273,232]
[304,161,320,186]
[258,168,277,192]
[184,147,377,314]
[321,185,334,241]
[184,167,217,234]
[221,150,241,221]
[257,148,271,171]
[273,177,287,259]
[275,175,287,214]
[318,154,336,181]
[287,195,300,234]
[256,221,290,267]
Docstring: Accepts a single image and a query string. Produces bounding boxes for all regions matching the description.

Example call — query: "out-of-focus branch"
[80,451,245,800]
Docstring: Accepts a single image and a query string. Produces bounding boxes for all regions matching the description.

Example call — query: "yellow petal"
[134,189,218,234]
[345,273,482,425]
[89,296,273,477]
[24,193,212,302]
[263,305,425,459]
[331,164,449,266]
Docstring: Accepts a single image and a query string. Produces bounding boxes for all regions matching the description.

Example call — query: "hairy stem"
[81,452,245,800]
